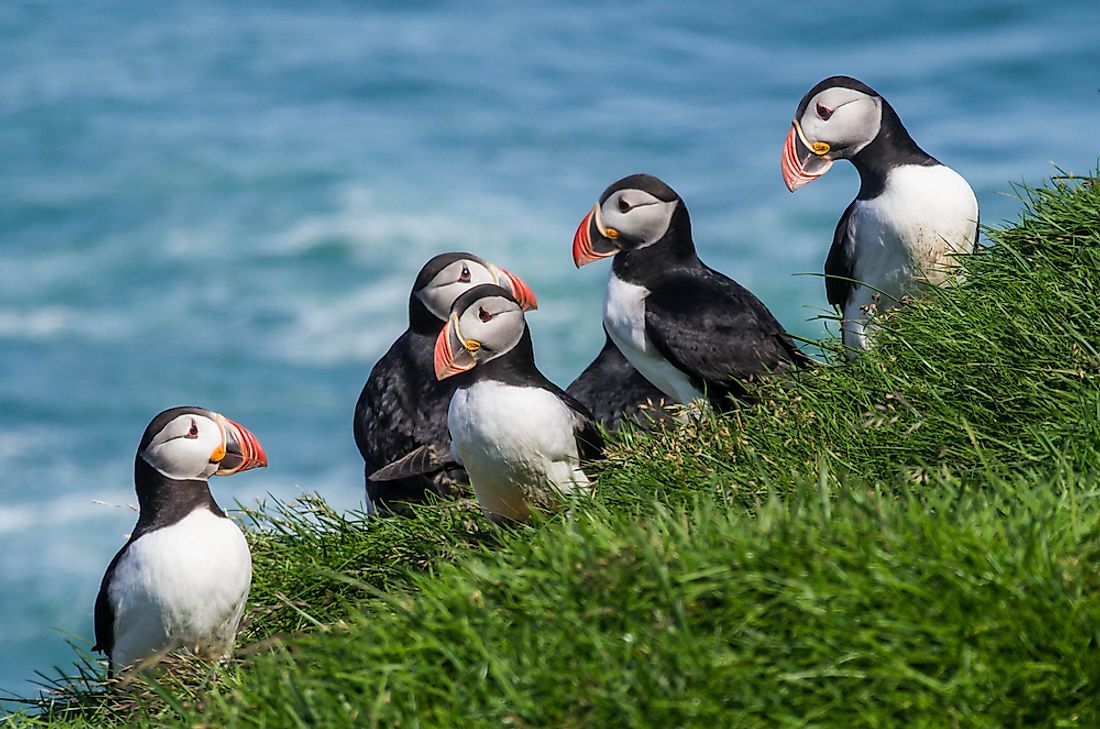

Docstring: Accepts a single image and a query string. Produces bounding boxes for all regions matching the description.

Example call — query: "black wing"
[566,332,670,431]
[824,200,857,310]
[93,544,129,662]
[570,403,605,465]
[972,207,980,253]
[644,267,809,406]
[353,333,466,506]
[368,443,449,482]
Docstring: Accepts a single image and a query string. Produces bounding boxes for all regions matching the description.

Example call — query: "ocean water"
[1,0,1097,699]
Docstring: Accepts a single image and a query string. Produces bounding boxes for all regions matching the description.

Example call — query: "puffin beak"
[214,415,268,475]
[434,313,479,380]
[572,203,622,267]
[488,264,538,311]
[782,120,834,192]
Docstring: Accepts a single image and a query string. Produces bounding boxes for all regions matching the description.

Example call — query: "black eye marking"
[617,196,632,214]
[816,103,834,121]
[478,306,492,323]
[185,419,199,439]
[459,263,471,282]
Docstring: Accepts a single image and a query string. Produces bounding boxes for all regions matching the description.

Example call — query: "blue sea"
[1,0,1097,700]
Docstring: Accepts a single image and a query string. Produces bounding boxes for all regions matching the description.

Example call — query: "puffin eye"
[816,103,834,121]
[185,419,199,439]
[617,197,632,214]
[478,307,492,323]
[459,263,471,283]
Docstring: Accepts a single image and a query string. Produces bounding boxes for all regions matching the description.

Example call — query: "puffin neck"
[611,207,700,284]
[132,455,224,536]
[850,100,939,200]
[468,326,541,388]
[409,294,446,335]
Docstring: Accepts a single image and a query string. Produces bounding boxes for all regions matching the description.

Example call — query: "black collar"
[610,203,701,286]
[850,100,939,200]
[408,295,446,336]
[131,456,224,540]
[460,327,550,389]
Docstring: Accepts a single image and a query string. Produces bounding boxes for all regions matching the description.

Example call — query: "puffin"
[93,406,267,676]
[353,252,537,511]
[566,330,671,431]
[432,284,603,522]
[781,75,979,354]
[572,173,812,410]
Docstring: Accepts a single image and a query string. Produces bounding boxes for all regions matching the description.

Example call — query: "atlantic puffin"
[573,173,812,410]
[433,284,602,522]
[566,330,670,431]
[93,406,267,675]
[353,252,537,511]
[781,75,979,354]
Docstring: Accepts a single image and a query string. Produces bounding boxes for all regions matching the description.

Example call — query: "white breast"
[843,163,978,351]
[603,272,704,405]
[107,508,252,671]
[448,380,591,521]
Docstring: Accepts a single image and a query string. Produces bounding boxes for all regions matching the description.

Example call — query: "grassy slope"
[10,174,1100,727]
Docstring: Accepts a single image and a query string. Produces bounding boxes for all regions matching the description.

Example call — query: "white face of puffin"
[796,86,882,159]
[415,258,499,321]
[596,188,679,251]
[140,413,228,481]
[434,293,526,379]
[455,295,525,357]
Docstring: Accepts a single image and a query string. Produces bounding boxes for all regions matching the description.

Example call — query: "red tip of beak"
[781,126,805,192]
[224,418,268,472]
[499,268,538,311]
[781,124,831,192]
[572,209,597,267]
[433,321,455,381]
[434,318,476,380]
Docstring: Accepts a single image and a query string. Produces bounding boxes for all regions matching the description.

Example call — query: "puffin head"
[137,406,267,482]
[782,75,884,192]
[411,252,537,322]
[434,284,528,380]
[572,174,683,267]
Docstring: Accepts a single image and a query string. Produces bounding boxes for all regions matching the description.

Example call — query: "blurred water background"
[1,0,1097,699]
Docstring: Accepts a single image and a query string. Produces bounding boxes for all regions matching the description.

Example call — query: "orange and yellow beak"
[572,203,622,267]
[213,415,268,475]
[488,265,538,311]
[781,121,834,192]
[434,313,479,380]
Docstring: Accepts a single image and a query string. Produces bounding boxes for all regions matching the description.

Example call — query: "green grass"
[7,172,1100,727]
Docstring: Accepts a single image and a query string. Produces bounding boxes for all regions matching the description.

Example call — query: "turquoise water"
[1,0,1097,699]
